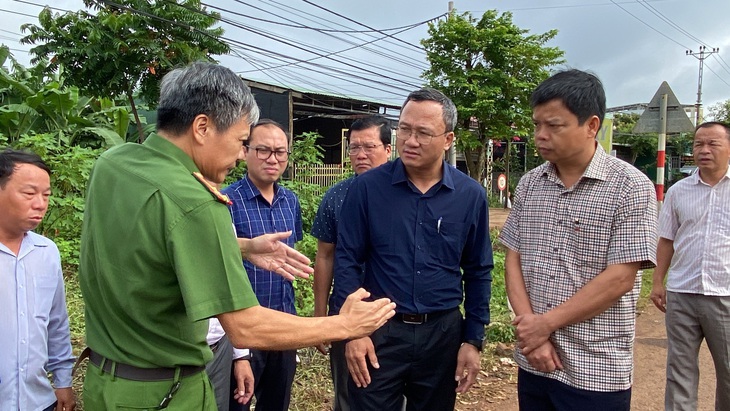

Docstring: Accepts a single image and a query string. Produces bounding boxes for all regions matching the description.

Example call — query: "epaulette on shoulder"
[192,172,233,205]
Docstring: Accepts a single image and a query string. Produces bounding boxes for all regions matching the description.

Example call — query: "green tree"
[0,45,126,148]
[422,10,564,183]
[708,99,730,123]
[0,48,126,266]
[21,0,229,140]
[613,113,657,165]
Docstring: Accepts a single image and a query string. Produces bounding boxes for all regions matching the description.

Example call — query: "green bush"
[486,251,515,343]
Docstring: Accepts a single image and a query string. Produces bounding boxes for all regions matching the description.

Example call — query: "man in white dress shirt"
[651,121,730,411]
[0,148,76,411]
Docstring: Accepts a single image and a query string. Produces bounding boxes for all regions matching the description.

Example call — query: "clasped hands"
[513,313,563,373]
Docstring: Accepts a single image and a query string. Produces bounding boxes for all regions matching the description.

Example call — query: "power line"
[712,54,730,77]
[200,2,434,34]
[165,0,427,81]
[6,0,416,100]
[470,0,671,12]
[609,0,690,49]
[636,0,708,47]
[0,8,37,18]
[223,0,428,72]
[92,0,415,95]
[262,0,429,62]
[705,62,730,89]
[301,0,426,52]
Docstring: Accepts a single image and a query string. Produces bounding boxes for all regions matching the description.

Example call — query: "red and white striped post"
[656,94,668,208]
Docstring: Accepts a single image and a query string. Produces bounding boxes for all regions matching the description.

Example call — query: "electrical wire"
[163,0,427,82]
[261,0,430,65]
[609,0,690,49]
[301,0,425,52]
[224,0,428,73]
[636,0,709,47]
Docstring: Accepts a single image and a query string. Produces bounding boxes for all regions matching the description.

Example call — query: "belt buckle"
[402,313,426,325]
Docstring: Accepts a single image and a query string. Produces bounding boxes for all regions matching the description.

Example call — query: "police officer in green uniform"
[79,62,396,410]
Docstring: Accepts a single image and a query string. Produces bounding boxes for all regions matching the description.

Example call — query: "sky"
[1,0,729,114]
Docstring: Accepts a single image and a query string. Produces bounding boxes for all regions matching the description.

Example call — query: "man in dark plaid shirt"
[500,69,657,410]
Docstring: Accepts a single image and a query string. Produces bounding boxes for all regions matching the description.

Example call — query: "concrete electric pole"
[447,1,456,167]
[686,45,719,125]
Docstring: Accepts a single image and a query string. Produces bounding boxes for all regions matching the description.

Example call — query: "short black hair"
[531,69,606,129]
[347,116,391,146]
[248,119,289,146]
[402,88,457,132]
[0,148,51,188]
[695,121,730,141]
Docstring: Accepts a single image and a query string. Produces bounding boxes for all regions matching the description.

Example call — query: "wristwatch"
[463,339,483,352]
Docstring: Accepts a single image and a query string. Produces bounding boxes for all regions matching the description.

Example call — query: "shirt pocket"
[574,221,609,267]
[424,217,467,267]
[32,276,57,323]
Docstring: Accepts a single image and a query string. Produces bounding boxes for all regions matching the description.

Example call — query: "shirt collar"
[543,144,609,183]
[695,164,730,186]
[0,231,50,258]
[144,132,200,174]
[241,174,281,202]
[390,158,455,191]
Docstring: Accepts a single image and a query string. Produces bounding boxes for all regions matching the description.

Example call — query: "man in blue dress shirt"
[223,119,302,411]
[312,116,392,411]
[334,89,493,411]
[0,149,76,411]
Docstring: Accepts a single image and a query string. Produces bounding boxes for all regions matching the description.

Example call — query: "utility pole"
[686,45,719,125]
[447,1,456,167]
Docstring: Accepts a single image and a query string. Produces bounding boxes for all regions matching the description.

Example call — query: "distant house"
[243,78,400,167]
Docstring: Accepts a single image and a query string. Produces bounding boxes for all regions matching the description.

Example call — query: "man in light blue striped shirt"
[652,121,730,411]
[0,149,76,411]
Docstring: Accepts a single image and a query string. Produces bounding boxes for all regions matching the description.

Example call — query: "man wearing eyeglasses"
[311,116,392,411]
[334,89,493,411]
[221,119,301,411]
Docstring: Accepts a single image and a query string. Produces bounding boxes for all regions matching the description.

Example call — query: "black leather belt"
[394,308,457,325]
[209,340,221,353]
[89,350,205,382]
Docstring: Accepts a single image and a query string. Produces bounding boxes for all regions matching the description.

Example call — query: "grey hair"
[156,61,260,135]
[402,88,457,132]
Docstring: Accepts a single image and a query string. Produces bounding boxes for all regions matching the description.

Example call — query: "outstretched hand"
[339,288,396,339]
[240,231,314,281]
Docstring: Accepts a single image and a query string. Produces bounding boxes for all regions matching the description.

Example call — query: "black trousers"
[517,368,631,411]
[349,309,463,411]
[232,349,297,411]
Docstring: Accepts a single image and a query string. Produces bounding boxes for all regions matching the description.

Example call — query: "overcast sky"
[1,0,729,113]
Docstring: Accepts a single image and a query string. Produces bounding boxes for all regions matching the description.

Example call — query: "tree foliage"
[422,10,564,183]
[0,45,127,148]
[0,48,127,266]
[613,113,656,165]
[708,99,730,123]
[20,0,229,139]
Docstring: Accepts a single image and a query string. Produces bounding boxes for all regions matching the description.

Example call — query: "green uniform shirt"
[79,133,259,368]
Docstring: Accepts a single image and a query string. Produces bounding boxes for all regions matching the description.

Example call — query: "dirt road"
[471,305,718,411]
[478,207,717,410]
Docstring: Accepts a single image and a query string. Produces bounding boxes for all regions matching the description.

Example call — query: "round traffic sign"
[497,174,507,191]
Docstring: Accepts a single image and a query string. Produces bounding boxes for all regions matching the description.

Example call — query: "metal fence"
[290,164,350,191]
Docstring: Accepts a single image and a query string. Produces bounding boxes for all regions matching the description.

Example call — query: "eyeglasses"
[246,146,290,162]
[395,126,449,145]
[348,143,384,155]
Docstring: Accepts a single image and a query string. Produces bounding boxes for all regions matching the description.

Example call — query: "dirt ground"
[456,305,717,411]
